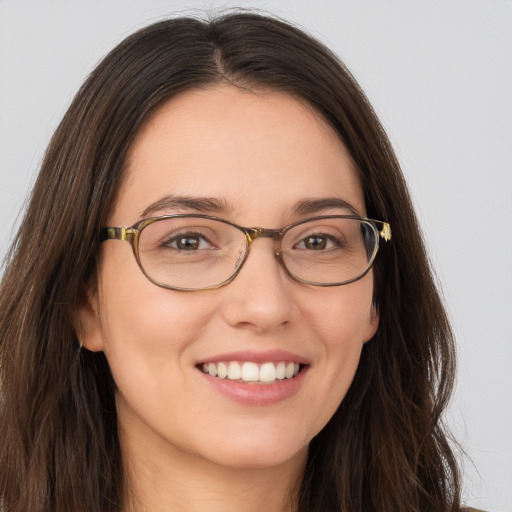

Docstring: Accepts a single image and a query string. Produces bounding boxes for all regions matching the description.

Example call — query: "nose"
[219,239,300,333]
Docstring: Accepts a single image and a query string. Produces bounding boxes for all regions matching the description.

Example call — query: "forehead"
[112,85,365,225]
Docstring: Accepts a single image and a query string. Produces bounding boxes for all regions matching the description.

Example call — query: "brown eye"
[176,236,200,250]
[164,232,213,251]
[295,234,343,251]
[302,235,328,250]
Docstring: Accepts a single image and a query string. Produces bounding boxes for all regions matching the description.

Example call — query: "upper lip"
[197,349,310,365]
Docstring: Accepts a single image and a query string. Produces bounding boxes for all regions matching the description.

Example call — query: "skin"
[79,85,379,512]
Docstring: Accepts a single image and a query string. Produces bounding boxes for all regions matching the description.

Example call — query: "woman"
[0,12,470,512]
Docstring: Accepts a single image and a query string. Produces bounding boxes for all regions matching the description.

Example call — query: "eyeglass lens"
[136,216,378,289]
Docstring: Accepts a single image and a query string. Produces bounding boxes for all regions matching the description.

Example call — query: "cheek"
[307,280,375,347]
[96,283,217,446]
[297,281,375,433]
[95,255,215,392]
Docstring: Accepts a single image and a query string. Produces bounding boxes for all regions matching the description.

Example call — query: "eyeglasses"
[100,214,391,291]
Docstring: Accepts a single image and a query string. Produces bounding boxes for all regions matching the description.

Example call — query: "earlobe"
[363,304,380,343]
[75,287,105,352]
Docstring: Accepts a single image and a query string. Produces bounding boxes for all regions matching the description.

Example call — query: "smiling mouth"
[198,361,305,384]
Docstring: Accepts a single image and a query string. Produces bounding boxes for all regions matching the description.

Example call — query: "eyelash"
[161,231,216,251]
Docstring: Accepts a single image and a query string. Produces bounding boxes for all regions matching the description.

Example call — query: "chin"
[193,426,310,471]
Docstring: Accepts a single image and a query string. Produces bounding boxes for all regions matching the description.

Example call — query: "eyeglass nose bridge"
[244,226,285,242]
[244,226,286,254]
[241,226,289,275]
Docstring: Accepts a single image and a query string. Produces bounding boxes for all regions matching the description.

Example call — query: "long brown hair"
[0,12,461,512]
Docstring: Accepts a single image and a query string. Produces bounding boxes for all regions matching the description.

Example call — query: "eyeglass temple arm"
[100,227,137,243]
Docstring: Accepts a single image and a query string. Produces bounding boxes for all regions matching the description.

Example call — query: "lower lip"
[199,367,308,406]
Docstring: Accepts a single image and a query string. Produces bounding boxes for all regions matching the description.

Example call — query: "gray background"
[1,1,511,510]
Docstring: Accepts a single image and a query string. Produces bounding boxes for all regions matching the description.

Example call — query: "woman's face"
[80,85,378,471]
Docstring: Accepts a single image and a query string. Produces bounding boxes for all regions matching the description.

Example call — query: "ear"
[75,286,106,352]
[363,303,380,343]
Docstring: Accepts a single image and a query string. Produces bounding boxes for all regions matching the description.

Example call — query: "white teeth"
[260,362,277,382]
[227,361,242,380]
[200,361,302,383]
[276,361,286,380]
[217,362,228,379]
[241,362,259,382]
[208,362,218,377]
[285,362,295,379]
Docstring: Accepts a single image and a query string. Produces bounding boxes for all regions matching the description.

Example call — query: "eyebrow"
[140,195,230,219]
[140,195,361,220]
[292,197,362,216]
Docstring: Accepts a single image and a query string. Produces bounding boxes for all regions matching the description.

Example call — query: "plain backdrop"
[0,1,511,510]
